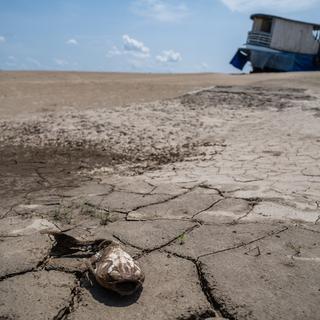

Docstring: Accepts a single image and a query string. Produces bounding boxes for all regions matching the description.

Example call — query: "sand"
[1,71,320,118]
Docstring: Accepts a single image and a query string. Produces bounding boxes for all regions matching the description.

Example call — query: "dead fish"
[43,230,144,296]
[87,241,144,296]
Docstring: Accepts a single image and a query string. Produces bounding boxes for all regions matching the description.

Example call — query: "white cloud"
[200,62,209,69]
[156,50,182,63]
[0,36,6,43]
[220,0,320,12]
[66,38,78,45]
[106,36,150,60]
[106,45,122,57]
[54,58,68,66]
[6,56,17,67]
[26,57,41,67]
[129,58,146,69]
[132,0,189,22]
[122,34,150,58]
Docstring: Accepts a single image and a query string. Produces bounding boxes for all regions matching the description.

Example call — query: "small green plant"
[286,241,301,256]
[53,204,72,224]
[77,200,111,225]
[177,233,187,245]
[80,203,96,217]
[99,212,110,226]
[53,207,61,221]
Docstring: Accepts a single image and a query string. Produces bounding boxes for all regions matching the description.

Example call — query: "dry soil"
[0,71,320,320]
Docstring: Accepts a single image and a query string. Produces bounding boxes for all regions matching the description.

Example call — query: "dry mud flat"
[1,74,320,319]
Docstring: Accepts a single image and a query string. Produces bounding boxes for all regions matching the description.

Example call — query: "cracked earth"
[0,72,320,320]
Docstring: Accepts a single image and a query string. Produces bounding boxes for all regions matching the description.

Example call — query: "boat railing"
[247,32,271,47]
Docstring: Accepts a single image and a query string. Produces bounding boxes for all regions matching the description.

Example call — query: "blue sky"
[0,0,319,73]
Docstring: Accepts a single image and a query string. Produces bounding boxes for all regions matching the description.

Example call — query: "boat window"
[260,18,272,33]
[312,28,320,41]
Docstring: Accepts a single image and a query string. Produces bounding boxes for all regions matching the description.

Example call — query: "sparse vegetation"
[99,212,110,226]
[177,233,187,245]
[286,241,302,256]
[52,203,72,224]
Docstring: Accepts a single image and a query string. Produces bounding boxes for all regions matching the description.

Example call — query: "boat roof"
[251,14,320,29]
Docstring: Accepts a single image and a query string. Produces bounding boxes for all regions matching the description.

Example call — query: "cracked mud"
[1,72,320,320]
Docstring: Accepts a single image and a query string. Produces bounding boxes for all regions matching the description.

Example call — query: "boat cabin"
[249,14,320,55]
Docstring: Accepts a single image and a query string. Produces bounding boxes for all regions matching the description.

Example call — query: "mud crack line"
[113,223,200,258]
[196,261,234,320]
[198,226,288,259]
[53,284,81,320]
[166,249,233,319]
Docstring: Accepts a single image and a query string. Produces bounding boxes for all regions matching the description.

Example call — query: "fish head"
[90,242,144,296]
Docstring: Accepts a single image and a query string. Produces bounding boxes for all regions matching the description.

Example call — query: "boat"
[231,14,320,72]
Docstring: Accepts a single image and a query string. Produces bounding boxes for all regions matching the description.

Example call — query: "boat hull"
[231,47,320,72]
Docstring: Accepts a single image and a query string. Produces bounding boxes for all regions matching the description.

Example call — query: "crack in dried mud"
[113,223,200,259]
[196,261,233,320]
[53,285,81,320]
[197,226,288,259]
